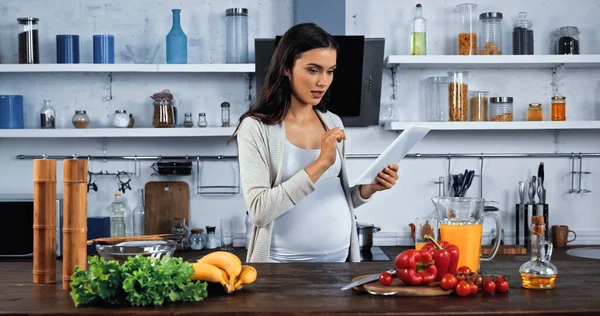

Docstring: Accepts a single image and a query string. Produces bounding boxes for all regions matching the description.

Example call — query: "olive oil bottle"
[519,215,558,289]
[411,3,427,55]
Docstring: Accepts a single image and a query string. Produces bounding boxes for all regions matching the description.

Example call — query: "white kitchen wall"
[0,0,598,247]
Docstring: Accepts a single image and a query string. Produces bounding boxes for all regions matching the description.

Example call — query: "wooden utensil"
[351,275,452,296]
[87,234,183,245]
[144,181,190,235]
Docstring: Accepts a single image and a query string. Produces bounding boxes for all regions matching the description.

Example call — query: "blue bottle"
[166,9,187,64]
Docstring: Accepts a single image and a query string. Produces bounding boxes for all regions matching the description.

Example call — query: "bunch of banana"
[190,251,257,294]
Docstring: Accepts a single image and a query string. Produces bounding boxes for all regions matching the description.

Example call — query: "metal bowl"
[96,240,177,263]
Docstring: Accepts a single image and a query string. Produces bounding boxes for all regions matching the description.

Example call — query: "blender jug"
[432,197,501,272]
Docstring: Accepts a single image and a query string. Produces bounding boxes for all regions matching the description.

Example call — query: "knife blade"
[341,269,395,291]
[538,162,546,204]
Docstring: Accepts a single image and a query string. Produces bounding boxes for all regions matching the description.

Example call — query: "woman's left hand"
[360,164,399,199]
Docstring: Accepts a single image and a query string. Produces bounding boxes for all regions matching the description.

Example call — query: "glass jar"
[152,99,175,127]
[197,113,208,127]
[17,17,40,64]
[171,217,189,251]
[448,71,469,121]
[551,96,566,121]
[456,3,478,55]
[479,12,503,55]
[555,26,579,55]
[221,102,231,127]
[490,97,514,121]
[40,99,56,129]
[226,8,248,63]
[184,112,193,127]
[468,91,489,121]
[205,226,217,249]
[512,12,534,55]
[189,228,206,250]
[425,76,449,122]
[71,110,89,129]
[528,103,543,121]
[113,110,130,128]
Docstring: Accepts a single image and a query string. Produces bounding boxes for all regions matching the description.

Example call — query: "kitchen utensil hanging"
[196,156,239,195]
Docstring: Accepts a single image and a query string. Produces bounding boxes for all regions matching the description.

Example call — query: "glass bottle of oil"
[411,3,426,55]
[519,215,558,289]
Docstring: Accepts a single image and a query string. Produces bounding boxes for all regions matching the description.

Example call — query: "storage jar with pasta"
[490,97,513,121]
[479,12,503,55]
[456,3,478,55]
[448,71,469,121]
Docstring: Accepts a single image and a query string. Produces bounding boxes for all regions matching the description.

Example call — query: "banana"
[198,251,242,286]
[234,265,257,289]
[190,262,234,293]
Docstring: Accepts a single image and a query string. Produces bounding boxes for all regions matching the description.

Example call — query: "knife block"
[516,203,549,249]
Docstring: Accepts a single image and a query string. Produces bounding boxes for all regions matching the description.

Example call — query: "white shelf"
[0,63,255,73]
[0,127,237,138]
[384,55,600,69]
[384,121,600,131]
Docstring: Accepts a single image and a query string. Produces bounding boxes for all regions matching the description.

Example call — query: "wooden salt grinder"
[62,159,88,290]
[33,159,57,284]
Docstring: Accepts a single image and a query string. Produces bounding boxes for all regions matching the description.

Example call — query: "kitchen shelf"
[384,121,600,131]
[384,55,600,69]
[0,63,255,73]
[0,127,237,138]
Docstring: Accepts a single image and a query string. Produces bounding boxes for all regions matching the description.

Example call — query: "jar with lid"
[528,103,543,121]
[113,110,130,128]
[151,91,176,128]
[490,97,513,121]
[197,113,208,127]
[456,3,478,55]
[425,76,449,121]
[183,112,193,127]
[72,110,89,128]
[448,71,469,121]
[479,12,503,55]
[205,226,217,249]
[468,91,489,121]
[189,228,207,250]
[512,12,534,55]
[221,102,231,127]
[226,8,248,63]
[555,26,579,55]
[17,17,40,64]
[40,99,56,129]
[551,96,566,121]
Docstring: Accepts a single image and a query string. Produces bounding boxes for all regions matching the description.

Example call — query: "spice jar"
[184,112,193,127]
[448,71,469,121]
[205,226,217,249]
[197,113,208,127]
[221,102,231,127]
[551,96,566,121]
[456,3,478,55]
[527,103,543,121]
[468,91,488,121]
[71,110,89,128]
[17,17,40,64]
[479,12,503,55]
[189,228,207,250]
[113,110,130,128]
[490,97,513,121]
[151,90,176,128]
[555,26,579,55]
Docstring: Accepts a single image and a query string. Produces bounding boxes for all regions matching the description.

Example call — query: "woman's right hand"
[317,127,346,168]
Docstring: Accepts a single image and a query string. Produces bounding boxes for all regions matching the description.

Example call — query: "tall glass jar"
[448,71,469,121]
[468,91,489,121]
[551,96,566,121]
[479,12,503,55]
[490,97,513,121]
[221,101,231,127]
[425,76,449,122]
[17,17,40,64]
[226,8,248,63]
[512,12,534,55]
[456,3,478,55]
[555,26,579,55]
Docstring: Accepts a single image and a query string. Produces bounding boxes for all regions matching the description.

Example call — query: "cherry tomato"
[440,273,458,291]
[457,266,472,275]
[482,278,496,294]
[379,271,393,286]
[455,273,467,281]
[455,280,471,297]
[495,277,509,293]
[474,274,483,287]
[469,281,479,295]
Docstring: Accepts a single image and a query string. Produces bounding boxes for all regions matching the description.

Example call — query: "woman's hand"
[317,127,346,168]
[360,164,399,199]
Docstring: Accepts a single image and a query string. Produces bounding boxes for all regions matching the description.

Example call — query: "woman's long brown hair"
[228,23,338,143]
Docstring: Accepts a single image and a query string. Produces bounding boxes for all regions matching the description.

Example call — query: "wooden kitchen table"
[1,246,599,315]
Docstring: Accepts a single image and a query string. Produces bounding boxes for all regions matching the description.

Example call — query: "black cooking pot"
[356,222,380,252]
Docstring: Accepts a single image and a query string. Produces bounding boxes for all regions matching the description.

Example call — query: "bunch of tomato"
[439,266,509,297]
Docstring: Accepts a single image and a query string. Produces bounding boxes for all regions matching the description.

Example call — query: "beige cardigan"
[236,110,371,263]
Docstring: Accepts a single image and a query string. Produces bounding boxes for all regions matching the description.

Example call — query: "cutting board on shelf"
[144,181,189,235]
[351,275,452,296]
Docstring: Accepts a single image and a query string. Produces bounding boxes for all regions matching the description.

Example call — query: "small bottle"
[40,100,56,129]
[110,193,127,237]
[519,215,558,289]
[551,96,566,121]
[411,4,426,55]
[183,112,193,127]
[197,113,208,127]
[132,189,145,236]
[221,102,231,127]
[528,103,543,121]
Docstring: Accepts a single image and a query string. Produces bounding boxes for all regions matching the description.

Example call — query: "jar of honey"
[527,103,543,121]
[551,96,566,121]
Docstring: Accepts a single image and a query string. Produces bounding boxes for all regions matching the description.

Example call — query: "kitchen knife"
[518,181,525,245]
[538,162,546,204]
[341,269,396,291]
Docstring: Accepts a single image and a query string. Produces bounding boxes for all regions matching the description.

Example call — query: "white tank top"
[269,140,352,263]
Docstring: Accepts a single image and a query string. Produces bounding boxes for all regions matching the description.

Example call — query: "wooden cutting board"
[351,275,452,296]
[482,245,527,255]
[144,181,190,235]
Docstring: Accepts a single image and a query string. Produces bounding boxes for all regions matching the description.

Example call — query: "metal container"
[356,222,380,252]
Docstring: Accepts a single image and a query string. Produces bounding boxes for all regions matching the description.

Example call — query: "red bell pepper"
[394,249,437,285]
[421,236,460,280]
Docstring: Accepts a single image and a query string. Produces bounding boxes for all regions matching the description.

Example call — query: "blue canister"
[93,35,115,64]
[0,95,24,129]
[56,34,80,63]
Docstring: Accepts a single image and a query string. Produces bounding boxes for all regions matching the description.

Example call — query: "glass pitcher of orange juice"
[432,197,501,272]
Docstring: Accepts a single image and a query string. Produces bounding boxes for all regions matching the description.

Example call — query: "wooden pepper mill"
[62,158,88,290]
[33,159,57,284]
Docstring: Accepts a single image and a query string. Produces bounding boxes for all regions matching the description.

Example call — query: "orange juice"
[415,242,426,250]
[440,223,483,272]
